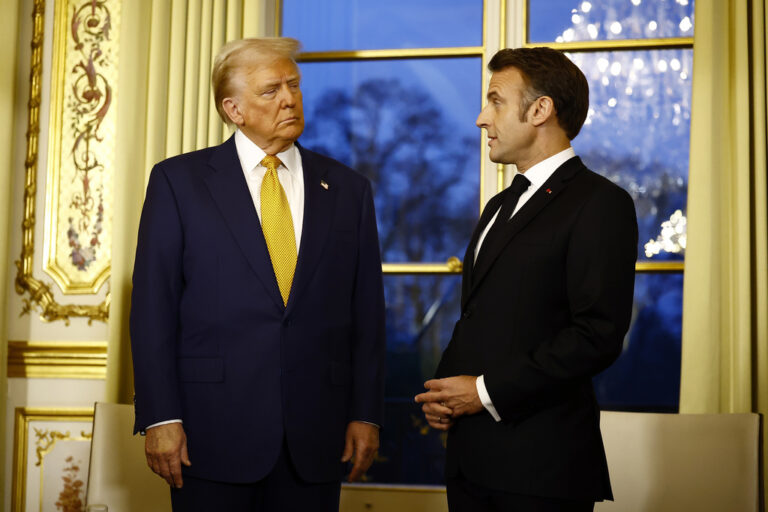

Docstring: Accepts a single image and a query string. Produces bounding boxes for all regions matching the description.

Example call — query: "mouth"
[279,117,300,126]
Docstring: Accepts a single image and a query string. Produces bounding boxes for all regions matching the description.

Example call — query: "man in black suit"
[415,47,638,511]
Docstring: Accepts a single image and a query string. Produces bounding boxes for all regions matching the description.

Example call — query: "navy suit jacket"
[436,157,638,501]
[130,136,385,484]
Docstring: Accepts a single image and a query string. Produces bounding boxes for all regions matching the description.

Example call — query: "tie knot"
[261,155,282,173]
[510,173,531,195]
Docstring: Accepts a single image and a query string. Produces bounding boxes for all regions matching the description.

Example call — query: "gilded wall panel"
[44,0,121,294]
[12,408,94,512]
[16,0,121,323]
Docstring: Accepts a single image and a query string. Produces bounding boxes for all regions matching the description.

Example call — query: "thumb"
[341,434,354,463]
[181,442,192,467]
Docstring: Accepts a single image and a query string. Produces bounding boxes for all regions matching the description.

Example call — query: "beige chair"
[596,411,760,512]
[85,402,172,512]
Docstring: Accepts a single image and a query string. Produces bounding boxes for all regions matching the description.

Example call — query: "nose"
[476,106,489,128]
[278,83,298,107]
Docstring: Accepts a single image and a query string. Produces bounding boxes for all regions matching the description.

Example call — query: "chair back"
[596,411,760,512]
[85,402,171,511]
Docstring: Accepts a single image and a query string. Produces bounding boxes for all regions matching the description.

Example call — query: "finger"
[348,457,366,482]
[427,419,451,431]
[423,402,453,416]
[156,459,174,487]
[341,434,354,463]
[181,442,192,467]
[415,391,444,404]
[168,458,184,489]
[423,379,441,390]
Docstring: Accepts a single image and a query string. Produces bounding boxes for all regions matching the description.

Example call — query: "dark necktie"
[474,173,531,268]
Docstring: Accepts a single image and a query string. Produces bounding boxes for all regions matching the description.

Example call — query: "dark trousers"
[447,474,595,512]
[170,442,341,512]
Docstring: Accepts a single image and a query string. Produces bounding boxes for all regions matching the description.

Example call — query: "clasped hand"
[414,375,484,431]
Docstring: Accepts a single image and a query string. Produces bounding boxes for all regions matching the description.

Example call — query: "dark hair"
[488,47,589,140]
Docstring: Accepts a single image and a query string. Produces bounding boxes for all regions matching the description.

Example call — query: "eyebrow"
[262,75,300,87]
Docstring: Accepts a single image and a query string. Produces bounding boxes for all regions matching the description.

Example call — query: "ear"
[529,96,556,127]
[221,97,243,126]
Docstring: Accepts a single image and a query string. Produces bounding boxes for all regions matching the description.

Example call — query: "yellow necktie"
[260,155,297,306]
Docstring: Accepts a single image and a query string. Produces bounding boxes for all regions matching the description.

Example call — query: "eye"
[261,88,277,97]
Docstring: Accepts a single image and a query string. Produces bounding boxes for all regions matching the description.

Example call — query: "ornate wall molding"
[7,341,107,379]
[12,407,94,512]
[15,0,120,324]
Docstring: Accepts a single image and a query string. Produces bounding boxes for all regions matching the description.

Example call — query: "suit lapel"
[285,144,335,313]
[204,136,285,310]
[469,157,584,298]
[461,192,504,308]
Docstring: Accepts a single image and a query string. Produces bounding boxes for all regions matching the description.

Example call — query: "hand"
[414,376,484,418]
[341,421,379,482]
[145,422,191,488]
[420,400,455,431]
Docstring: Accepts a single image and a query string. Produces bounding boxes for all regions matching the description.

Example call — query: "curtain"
[680,0,768,497]
[0,0,22,500]
[106,0,268,403]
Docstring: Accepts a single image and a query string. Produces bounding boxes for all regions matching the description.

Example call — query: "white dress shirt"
[235,129,305,250]
[474,147,577,422]
[145,131,305,432]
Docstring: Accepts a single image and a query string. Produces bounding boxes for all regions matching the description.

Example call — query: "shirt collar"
[515,147,576,190]
[234,129,300,175]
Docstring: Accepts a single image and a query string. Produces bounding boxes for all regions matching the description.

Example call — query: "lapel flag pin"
[546,188,552,194]
[320,180,329,190]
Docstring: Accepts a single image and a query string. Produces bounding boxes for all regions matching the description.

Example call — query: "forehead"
[243,56,300,83]
[487,66,525,96]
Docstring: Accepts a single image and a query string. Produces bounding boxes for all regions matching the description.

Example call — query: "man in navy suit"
[130,37,385,511]
[416,48,638,511]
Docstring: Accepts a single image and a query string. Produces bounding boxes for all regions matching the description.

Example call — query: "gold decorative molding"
[15,0,113,324]
[12,407,94,512]
[7,341,107,379]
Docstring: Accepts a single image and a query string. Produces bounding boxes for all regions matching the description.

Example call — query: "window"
[281,0,485,485]
[525,0,693,411]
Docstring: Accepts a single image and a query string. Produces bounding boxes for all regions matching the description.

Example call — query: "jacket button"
[462,310,472,319]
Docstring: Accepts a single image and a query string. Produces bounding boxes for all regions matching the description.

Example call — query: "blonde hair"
[211,37,302,124]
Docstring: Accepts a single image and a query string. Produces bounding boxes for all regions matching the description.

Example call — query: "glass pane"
[594,272,683,411]
[282,0,483,51]
[569,49,692,261]
[298,58,481,263]
[368,274,461,484]
[528,0,694,43]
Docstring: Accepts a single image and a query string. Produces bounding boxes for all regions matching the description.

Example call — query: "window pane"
[569,49,692,261]
[528,0,694,43]
[594,272,683,411]
[282,0,483,51]
[369,274,460,484]
[298,58,481,263]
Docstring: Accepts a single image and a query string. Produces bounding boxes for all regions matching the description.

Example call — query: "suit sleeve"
[349,180,386,425]
[129,165,185,434]
[484,186,638,421]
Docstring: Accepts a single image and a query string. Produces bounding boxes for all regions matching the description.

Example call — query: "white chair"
[596,411,760,512]
[85,402,172,511]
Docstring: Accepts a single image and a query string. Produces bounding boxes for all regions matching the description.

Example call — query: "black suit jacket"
[435,156,638,501]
